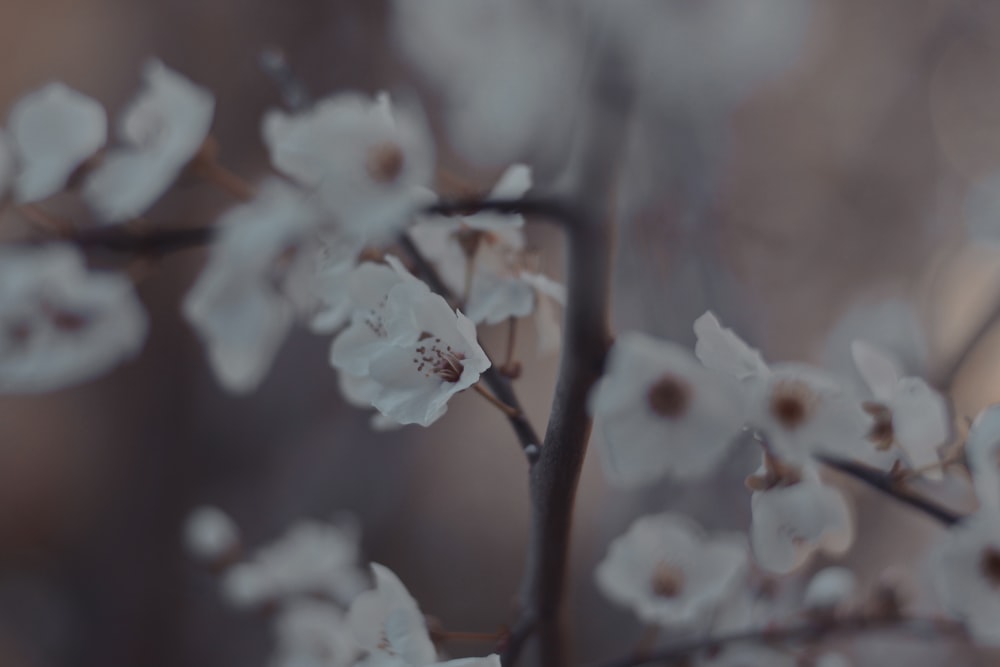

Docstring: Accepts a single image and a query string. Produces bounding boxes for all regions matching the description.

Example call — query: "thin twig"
[472,384,522,418]
[818,456,963,526]
[592,614,966,667]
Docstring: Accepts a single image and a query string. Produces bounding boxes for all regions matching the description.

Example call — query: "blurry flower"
[750,463,854,574]
[222,518,366,608]
[329,257,490,427]
[84,60,214,222]
[697,646,796,667]
[595,513,748,627]
[589,332,745,487]
[271,600,358,667]
[803,566,857,611]
[7,82,106,202]
[183,179,323,392]
[928,510,1000,644]
[965,404,1000,510]
[183,505,240,562]
[263,92,433,243]
[284,231,362,334]
[0,131,14,199]
[0,244,147,392]
[693,311,769,381]
[814,654,853,667]
[520,270,565,356]
[851,340,951,478]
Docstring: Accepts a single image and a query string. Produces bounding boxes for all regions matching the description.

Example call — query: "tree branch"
[593,614,966,667]
[818,456,963,526]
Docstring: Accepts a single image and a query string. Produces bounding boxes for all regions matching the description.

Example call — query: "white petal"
[966,405,1000,510]
[850,339,901,401]
[693,311,769,380]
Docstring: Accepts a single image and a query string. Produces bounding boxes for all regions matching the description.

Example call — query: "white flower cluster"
[184,509,500,667]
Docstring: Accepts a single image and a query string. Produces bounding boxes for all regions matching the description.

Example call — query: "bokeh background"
[2,0,1000,665]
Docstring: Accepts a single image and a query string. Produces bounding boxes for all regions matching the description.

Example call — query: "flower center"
[769,380,815,431]
[647,374,691,419]
[863,401,895,450]
[414,333,466,384]
[366,141,405,184]
[980,547,1000,588]
[650,561,685,598]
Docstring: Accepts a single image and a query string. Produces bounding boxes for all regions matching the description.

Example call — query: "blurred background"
[1,0,1000,665]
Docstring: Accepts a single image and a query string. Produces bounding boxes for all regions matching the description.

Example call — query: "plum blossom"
[183,505,240,562]
[589,332,745,487]
[963,404,1000,510]
[183,179,324,392]
[222,518,366,609]
[263,92,434,243]
[595,513,748,627]
[271,600,358,667]
[337,370,404,432]
[850,340,951,478]
[803,566,857,612]
[693,311,769,381]
[928,510,1000,644]
[84,59,214,222]
[0,244,147,392]
[348,564,437,667]
[329,257,490,427]
[7,82,107,202]
[284,232,362,335]
[748,462,854,574]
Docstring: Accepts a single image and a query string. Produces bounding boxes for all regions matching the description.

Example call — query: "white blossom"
[337,370,404,432]
[263,92,433,243]
[84,60,214,222]
[589,332,745,487]
[183,179,323,392]
[0,244,147,392]
[222,518,366,609]
[7,82,106,202]
[928,510,1000,644]
[284,232,361,334]
[964,404,1000,510]
[329,257,491,427]
[183,505,240,562]
[693,311,769,381]
[595,513,748,628]
[271,600,358,667]
[803,566,857,611]
[750,463,854,574]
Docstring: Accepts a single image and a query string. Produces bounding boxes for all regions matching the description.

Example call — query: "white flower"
[803,566,857,611]
[589,332,745,487]
[329,257,491,427]
[750,463,854,574]
[183,179,323,392]
[0,244,147,392]
[84,60,214,222]
[964,404,1000,510]
[222,518,366,608]
[347,564,438,667]
[337,371,404,432]
[595,513,748,628]
[851,340,951,478]
[263,92,434,243]
[928,510,1000,644]
[284,231,361,334]
[183,505,240,562]
[7,82,106,202]
[693,311,769,381]
[271,600,358,667]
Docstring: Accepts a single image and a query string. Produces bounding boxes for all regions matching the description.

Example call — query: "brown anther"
[981,547,1000,588]
[769,380,814,430]
[650,562,685,598]
[863,401,895,450]
[366,141,405,184]
[453,227,485,259]
[647,374,691,419]
[49,309,89,332]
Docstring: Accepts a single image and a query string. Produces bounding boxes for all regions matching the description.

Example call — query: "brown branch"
[593,614,966,667]
[818,456,963,526]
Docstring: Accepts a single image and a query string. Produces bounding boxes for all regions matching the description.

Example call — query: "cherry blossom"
[183,505,240,562]
[263,92,433,243]
[749,462,854,574]
[84,59,215,222]
[803,566,857,612]
[284,231,362,335]
[7,82,107,202]
[222,518,366,609]
[928,509,1000,644]
[595,513,748,627]
[964,404,1000,510]
[589,332,745,487]
[0,244,147,392]
[271,599,358,667]
[693,311,769,382]
[329,257,491,427]
[183,179,323,392]
[337,370,404,432]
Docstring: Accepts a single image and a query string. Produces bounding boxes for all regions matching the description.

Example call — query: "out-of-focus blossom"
[84,60,214,222]
[803,566,857,611]
[271,600,358,667]
[7,82,106,202]
[183,505,240,562]
[589,332,745,487]
[264,92,433,243]
[183,179,323,392]
[0,244,147,392]
[284,232,361,334]
[0,131,14,199]
[595,513,748,627]
[222,518,366,608]
[928,510,1000,644]
[965,404,1000,510]
[329,257,490,427]
[693,311,769,382]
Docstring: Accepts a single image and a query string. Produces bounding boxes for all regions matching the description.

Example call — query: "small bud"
[184,505,240,563]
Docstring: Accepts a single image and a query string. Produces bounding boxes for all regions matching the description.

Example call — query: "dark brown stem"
[818,456,963,526]
[593,614,966,667]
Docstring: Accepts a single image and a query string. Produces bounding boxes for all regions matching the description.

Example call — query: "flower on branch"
[7,82,107,202]
[84,59,215,222]
[0,244,147,392]
[272,599,359,667]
